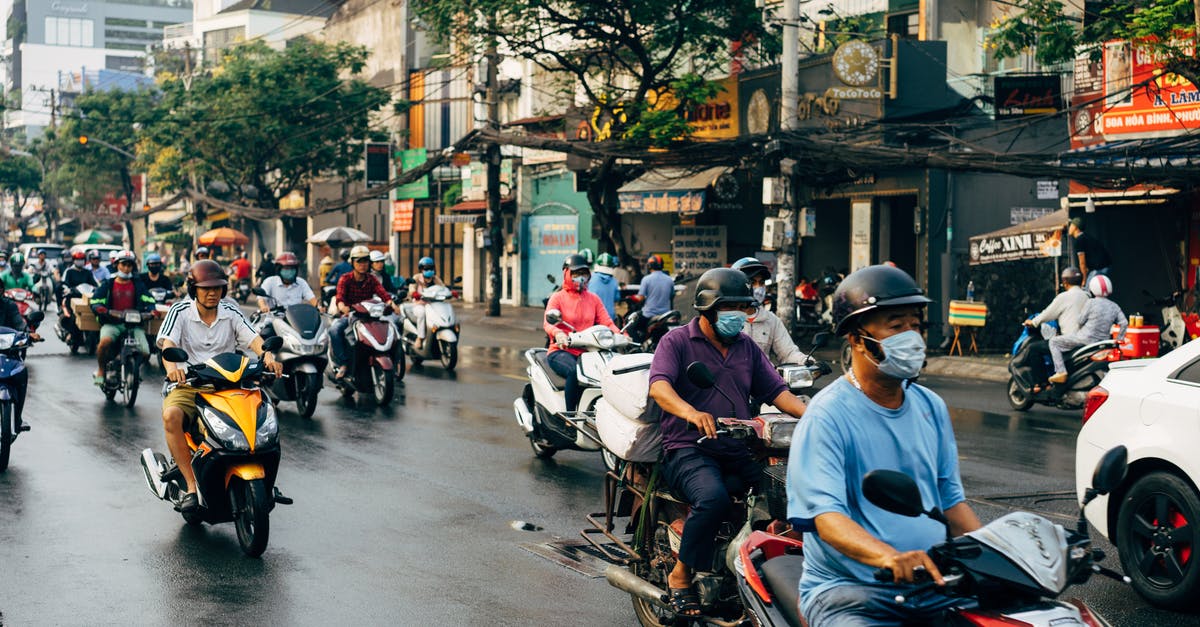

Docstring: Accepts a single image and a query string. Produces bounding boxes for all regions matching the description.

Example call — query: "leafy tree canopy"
[0,154,41,212]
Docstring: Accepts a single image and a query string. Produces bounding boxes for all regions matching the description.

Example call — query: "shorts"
[100,324,150,355]
[162,383,200,426]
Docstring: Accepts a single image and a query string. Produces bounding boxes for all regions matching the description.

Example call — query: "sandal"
[668,587,703,617]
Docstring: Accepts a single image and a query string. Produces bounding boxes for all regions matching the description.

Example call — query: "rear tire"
[1007,377,1033,411]
[122,356,140,409]
[371,363,394,406]
[439,341,458,370]
[0,401,12,472]
[232,478,271,558]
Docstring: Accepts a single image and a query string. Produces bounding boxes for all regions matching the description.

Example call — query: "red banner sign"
[1098,40,1200,139]
[392,199,414,233]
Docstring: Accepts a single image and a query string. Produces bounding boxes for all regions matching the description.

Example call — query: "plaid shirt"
[336,272,392,307]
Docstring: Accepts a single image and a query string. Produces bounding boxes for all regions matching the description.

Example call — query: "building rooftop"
[219,0,338,17]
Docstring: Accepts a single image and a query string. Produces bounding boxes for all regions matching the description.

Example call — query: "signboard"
[994,75,1062,119]
[1099,40,1200,138]
[851,200,872,272]
[639,76,740,140]
[1070,53,1107,149]
[391,199,414,232]
[1010,206,1058,225]
[618,190,705,214]
[394,148,430,200]
[365,143,390,189]
[672,226,726,273]
[1035,180,1059,200]
[969,227,1063,265]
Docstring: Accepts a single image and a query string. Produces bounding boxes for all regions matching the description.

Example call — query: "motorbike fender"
[435,328,457,343]
[368,355,394,371]
[224,463,266,488]
[514,397,535,433]
[0,386,11,401]
[293,362,319,374]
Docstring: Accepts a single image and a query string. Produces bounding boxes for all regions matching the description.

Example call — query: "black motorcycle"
[99,309,150,408]
[0,312,43,472]
[1007,322,1118,411]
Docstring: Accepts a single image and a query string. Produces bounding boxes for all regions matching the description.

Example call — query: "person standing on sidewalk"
[1048,275,1126,384]
[1068,218,1112,283]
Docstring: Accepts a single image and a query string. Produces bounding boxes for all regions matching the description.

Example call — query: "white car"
[1076,338,1200,610]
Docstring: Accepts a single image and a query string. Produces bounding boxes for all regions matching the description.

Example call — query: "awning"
[449,197,514,213]
[968,208,1067,265]
[617,166,729,215]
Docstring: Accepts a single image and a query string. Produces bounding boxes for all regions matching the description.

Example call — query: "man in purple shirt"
[648,267,810,618]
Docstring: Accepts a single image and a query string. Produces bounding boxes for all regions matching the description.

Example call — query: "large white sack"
[596,398,661,462]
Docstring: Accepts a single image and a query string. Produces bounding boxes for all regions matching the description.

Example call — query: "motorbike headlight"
[0,334,16,350]
[201,407,250,450]
[256,402,279,446]
[595,328,615,349]
[779,366,814,390]
[124,311,143,324]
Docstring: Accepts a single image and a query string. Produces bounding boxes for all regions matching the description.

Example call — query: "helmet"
[186,259,228,298]
[563,254,590,272]
[8,252,23,267]
[113,250,136,264]
[195,246,210,258]
[596,252,618,268]
[239,251,248,259]
[349,245,370,261]
[1061,266,1083,286]
[369,250,386,263]
[72,251,86,261]
[86,250,99,260]
[1088,274,1113,297]
[646,254,663,271]
[276,252,299,266]
[694,268,756,312]
[146,253,163,265]
[730,257,770,282]
[36,249,46,256]
[831,264,932,336]
[418,256,435,271]
[577,249,595,265]
[340,250,351,261]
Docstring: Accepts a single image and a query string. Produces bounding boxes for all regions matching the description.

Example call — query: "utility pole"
[484,32,502,317]
[775,0,800,331]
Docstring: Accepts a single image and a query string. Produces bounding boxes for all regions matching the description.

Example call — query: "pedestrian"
[1048,275,1127,384]
[591,252,622,321]
[1068,217,1112,283]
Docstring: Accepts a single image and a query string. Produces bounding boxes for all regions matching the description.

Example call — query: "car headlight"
[256,402,279,446]
[201,407,250,450]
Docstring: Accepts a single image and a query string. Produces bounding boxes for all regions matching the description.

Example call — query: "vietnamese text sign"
[1035,180,1059,200]
[1010,206,1058,225]
[672,226,727,273]
[851,200,872,272]
[618,190,706,214]
[994,75,1062,119]
[1100,40,1200,138]
[365,143,390,189]
[969,228,1063,265]
[394,148,430,200]
[534,220,577,256]
[392,199,414,232]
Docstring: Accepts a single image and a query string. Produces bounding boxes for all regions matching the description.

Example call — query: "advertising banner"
[1099,40,1200,139]
[394,148,430,200]
[392,199,414,232]
[672,226,727,272]
[994,75,1062,119]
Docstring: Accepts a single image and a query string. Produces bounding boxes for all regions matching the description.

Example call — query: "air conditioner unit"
[762,177,785,206]
[762,218,784,250]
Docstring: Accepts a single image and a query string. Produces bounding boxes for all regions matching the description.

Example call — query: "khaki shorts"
[163,383,200,425]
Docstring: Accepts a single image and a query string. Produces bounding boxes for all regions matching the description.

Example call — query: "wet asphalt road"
[0,311,1197,626]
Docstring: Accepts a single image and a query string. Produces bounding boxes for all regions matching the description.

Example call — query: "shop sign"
[392,199,414,232]
[618,190,706,215]
[647,76,740,140]
[1035,180,1059,200]
[537,221,577,250]
[1010,206,1057,225]
[707,172,744,212]
[672,226,727,272]
[969,228,1063,264]
[1098,39,1200,138]
[364,143,390,189]
[851,201,872,272]
[994,75,1062,119]
[394,148,430,200]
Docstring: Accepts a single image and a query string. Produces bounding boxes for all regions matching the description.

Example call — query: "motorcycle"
[326,297,401,406]
[596,359,828,626]
[55,283,98,355]
[623,307,682,353]
[146,287,175,370]
[98,309,150,408]
[399,283,460,371]
[0,312,44,472]
[6,288,40,326]
[1144,290,1200,354]
[514,310,636,465]
[252,296,329,419]
[34,269,54,311]
[1007,322,1119,411]
[234,278,253,304]
[139,336,292,557]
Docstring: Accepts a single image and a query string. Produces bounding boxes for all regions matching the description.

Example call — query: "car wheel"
[1117,471,1200,610]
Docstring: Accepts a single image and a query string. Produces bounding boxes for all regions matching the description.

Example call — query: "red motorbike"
[327,297,399,406]
[5,288,40,327]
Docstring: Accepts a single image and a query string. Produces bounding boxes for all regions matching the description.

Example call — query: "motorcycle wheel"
[439,341,457,371]
[231,478,271,558]
[0,401,12,472]
[631,503,676,626]
[122,357,140,409]
[602,449,620,476]
[1117,472,1200,610]
[1007,377,1033,411]
[296,372,321,420]
[371,363,394,406]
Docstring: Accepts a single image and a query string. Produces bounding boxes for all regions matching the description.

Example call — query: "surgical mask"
[753,286,767,303]
[714,311,747,339]
[423,269,435,279]
[280,268,298,282]
[116,271,133,279]
[862,330,927,380]
[74,259,85,268]
[572,276,589,291]
[148,264,162,274]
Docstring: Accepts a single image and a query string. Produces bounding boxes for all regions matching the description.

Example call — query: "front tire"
[0,401,12,472]
[371,363,394,406]
[439,341,458,370]
[1007,377,1033,411]
[122,356,140,408]
[1117,472,1200,609]
[232,478,271,558]
[295,372,321,419]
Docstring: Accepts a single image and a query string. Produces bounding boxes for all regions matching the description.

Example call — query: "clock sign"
[832,40,879,87]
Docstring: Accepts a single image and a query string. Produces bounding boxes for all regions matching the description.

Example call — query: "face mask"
[116,271,133,279]
[753,286,767,303]
[148,265,163,274]
[280,268,298,281]
[423,269,435,279]
[572,276,589,291]
[714,311,747,339]
[862,330,927,380]
[74,259,85,268]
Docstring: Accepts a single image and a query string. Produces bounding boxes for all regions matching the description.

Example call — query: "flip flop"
[668,587,703,618]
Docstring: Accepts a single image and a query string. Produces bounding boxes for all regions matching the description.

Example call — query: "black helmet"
[730,257,770,281]
[831,264,931,335]
[694,268,756,312]
[563,254,590,272]
[1061,266,1083,286]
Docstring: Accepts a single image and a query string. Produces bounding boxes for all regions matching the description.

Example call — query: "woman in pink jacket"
[544,254,620,412]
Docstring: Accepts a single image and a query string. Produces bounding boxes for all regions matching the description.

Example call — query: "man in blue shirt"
[638,254,675,317]
[787,264,981,626]
[649,267,809,618]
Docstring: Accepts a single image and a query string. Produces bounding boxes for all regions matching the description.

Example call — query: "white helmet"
[369,250,386,263]
[1088,274,1113,297]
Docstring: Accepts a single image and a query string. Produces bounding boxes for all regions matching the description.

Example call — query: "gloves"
[94,305,109,316]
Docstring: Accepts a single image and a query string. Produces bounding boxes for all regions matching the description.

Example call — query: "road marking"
[501,374,526,382]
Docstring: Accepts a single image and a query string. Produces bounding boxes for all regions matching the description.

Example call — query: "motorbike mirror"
[546,274,557,284]
[545,309,563,325]
[262,336,284,353]
[1091,445,1128,495]
[252,287,267,297]
[862,470,927,518]
[27,310,44,325]
[810,332,831,349]
[161,347,189,363]
[685,362,716,389]
[453,275,463,284]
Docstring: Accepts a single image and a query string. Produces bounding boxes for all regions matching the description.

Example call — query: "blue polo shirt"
[648,318,788,453]
[639,271,675,317]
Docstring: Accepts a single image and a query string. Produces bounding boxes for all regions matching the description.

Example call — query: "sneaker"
[334,366,348,380]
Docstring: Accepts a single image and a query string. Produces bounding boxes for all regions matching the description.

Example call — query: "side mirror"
[1091,445,1128,495]
[811,332,831,349]
[252,287,267,297]
[162,347,189,363]
[452,275,463,284]
[862,470,927,518]
[262,336,284,353]
[686,361,716,389]
[27,311,45,325]
[545,309,563,325]
[547,274,557,284]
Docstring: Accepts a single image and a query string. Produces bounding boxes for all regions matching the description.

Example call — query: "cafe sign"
[969,228,1063,265]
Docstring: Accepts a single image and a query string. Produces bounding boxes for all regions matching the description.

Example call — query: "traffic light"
[78,135,88,145]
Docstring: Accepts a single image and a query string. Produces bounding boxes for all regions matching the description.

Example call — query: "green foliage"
[0,154,41,209]
[622,74,722,147]
[819,13,886,53]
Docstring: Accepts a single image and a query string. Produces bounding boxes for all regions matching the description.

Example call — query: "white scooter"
[514,309,634,465]
[399,283,460,371]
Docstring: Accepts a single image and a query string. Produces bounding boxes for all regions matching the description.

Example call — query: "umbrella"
[308,226,372,247]
[198,227,249,247]
[73,229,115,245]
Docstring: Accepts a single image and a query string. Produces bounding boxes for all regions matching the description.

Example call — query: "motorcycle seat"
[535,351,568,390]
[761,554,805,627]
[648,310,680,326]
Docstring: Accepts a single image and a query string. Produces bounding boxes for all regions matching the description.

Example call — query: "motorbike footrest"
[17,423,29,432]
[273,486,294,505]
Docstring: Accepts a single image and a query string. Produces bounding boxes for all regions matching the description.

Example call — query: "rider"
[331,245,402,379]
[1048,274,1127,384]
[31,249,53,275]
[1019,267,1089,385]
[157,260,282,514]
[590,252,622,321]
[730,258,808,365]
[404,256,446,350]
[193,246,211,263]
[647,267,808,617]
[370,250,398,293]
[0,250,10,274]
[90,250,156,385]
[256,252,277,282]
[0,289,39,428]
[229,251,252,284]
[139,254,176,294]
[544,254,622,413]
[2,253,35,291]
[88,250,111,284]
[638,254,674,319]
[60,251,97,312]
[257,252,318,313]
[325,250,352,287]
[787,264,982,626]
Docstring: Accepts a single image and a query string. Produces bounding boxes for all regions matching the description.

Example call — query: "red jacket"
[544,289,618,356]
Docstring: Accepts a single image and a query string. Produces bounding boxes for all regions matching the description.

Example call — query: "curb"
[923,356,1010,383]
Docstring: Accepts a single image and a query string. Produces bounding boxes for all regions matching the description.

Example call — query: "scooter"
[98,309,150,408]
[326,297,401,406]
[34,268,54,311]
[145,287,175,370]
[0,312,44,472]
[399,283,460,371]
[6,288,40,327]
[1007,322,1118,411]
[139,337,292,558]
[253,297,329,419]
[1144,290,1199,354]
[623,308,682,353]
[55,283,98,355]
[514,309,635,463]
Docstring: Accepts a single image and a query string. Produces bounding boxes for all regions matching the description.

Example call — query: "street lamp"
[77,135,136,159]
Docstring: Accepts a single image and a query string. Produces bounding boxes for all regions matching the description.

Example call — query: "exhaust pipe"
[140,448,169,500]
[606,565,669,610]
[513,398,534,433]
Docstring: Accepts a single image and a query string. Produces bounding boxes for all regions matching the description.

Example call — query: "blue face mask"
[116,271,133,279]
[863,330,927,380]
[714,311,747,339]
[423,269,435,279]
[279,268,298,282]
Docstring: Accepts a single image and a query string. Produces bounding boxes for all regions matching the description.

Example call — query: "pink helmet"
[1088,274,1113,297]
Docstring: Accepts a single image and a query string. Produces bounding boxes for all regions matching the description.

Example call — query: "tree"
[0,154,41,213]
[412,0,773,263]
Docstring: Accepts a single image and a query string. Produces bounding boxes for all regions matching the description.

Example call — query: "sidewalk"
[923,354,1010,382]
[457,301,546,335]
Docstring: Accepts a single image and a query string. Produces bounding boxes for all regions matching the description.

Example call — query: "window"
[109,0,193,7]
[107,29,166,42]
[1172,359,1200,385]
[106,55,143,72]
[887,11,919,39]
[45,17,94,47]
[203,25,245,61]
[106,17,147,28]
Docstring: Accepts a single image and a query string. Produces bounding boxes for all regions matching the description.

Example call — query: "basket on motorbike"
[71,298,101,331]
